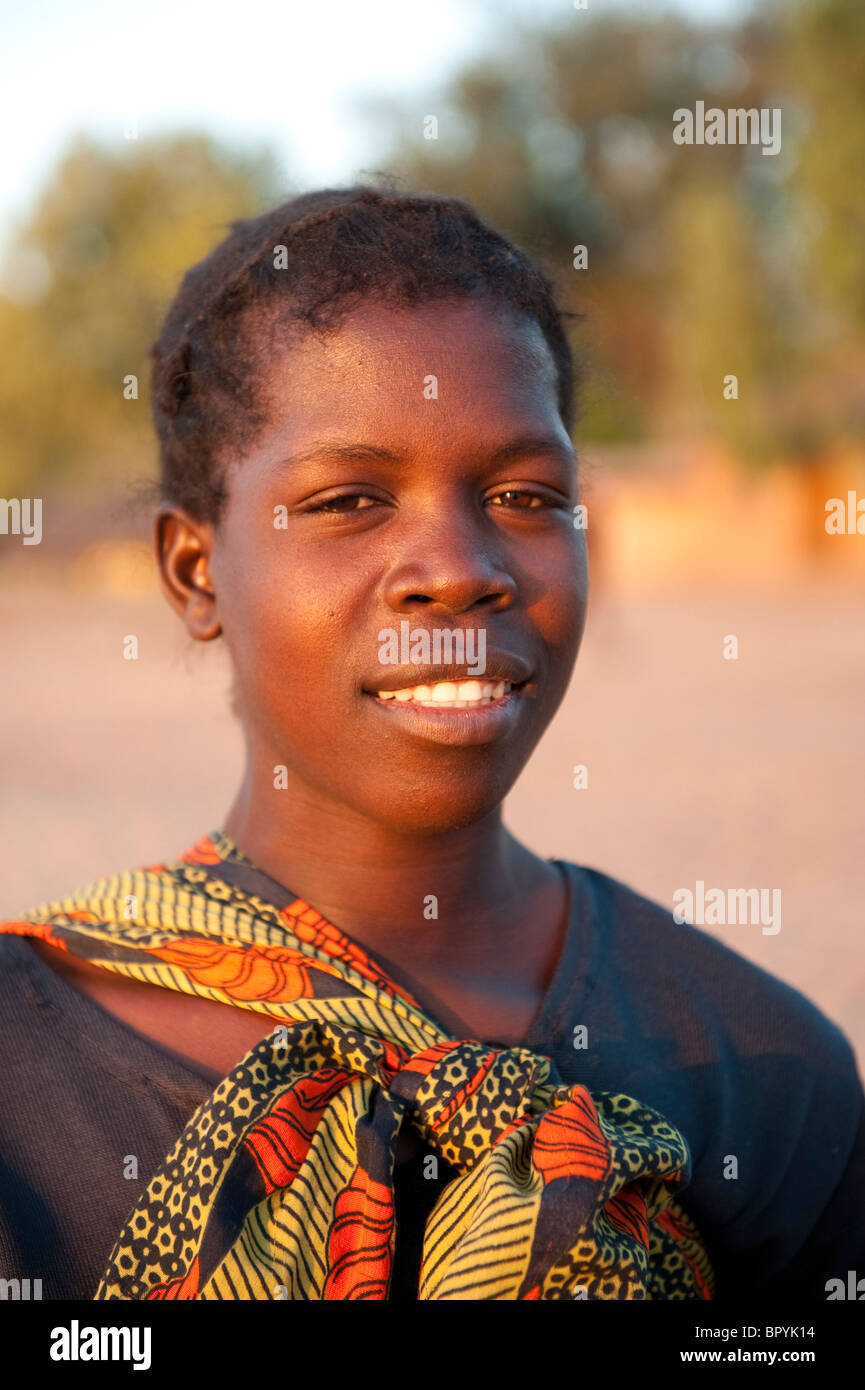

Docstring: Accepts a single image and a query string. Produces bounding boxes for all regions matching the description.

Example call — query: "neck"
[221,763,561,977]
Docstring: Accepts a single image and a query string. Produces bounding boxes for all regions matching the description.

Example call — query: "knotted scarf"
[1,832,714,1300]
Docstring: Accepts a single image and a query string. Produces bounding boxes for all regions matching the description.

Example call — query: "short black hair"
[150,178,580,524]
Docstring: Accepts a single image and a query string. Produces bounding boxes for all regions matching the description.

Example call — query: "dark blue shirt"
[0,861,862,1299]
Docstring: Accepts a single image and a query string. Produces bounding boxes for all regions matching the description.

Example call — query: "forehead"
[250,296,562,444]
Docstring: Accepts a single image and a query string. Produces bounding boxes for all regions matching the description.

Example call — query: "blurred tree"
[0,132,284,497]
[363,4,862,464]
[663,179,775,462]
[772,0,865,457]
[784,0,865,330]
[1,1,862,504]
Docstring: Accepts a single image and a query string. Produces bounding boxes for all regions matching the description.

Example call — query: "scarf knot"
[386,1039,558,1170]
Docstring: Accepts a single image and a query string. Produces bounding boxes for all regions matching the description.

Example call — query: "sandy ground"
[1,578,863,1068]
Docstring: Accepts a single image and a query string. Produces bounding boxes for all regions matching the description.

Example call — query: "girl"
[1,184,862,1301]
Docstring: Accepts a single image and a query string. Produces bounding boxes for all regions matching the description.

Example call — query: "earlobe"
[153,506,222,642]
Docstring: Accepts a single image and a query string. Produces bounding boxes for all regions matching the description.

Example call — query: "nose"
[381,511,517,618]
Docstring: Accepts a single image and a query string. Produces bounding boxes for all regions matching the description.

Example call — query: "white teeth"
[375,680,514,707]
[431,682,458,703]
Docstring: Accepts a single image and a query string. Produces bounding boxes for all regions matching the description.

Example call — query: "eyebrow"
[273,434,576,472]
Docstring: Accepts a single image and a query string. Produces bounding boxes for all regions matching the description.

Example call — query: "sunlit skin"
[30,297,589,1089]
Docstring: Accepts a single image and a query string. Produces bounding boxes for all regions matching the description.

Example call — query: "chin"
[364,774,519,838]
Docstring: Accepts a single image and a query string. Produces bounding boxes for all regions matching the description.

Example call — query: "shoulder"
[569,861,857,1078]
[0,929,43,990]
[560,862,865,1293]
[0,930,80,1054]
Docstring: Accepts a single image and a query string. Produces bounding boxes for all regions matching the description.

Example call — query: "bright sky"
[0,0,755,254]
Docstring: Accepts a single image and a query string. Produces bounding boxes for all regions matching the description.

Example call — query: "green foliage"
[0,133,283,494]
[371,1,865,464]
[1,1,863,494]
[784,0,865,327]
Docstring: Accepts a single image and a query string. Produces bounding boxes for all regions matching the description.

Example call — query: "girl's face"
[171,295,588,833]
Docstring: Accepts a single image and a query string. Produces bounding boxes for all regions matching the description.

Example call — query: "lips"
[361,651,533,745]
[365,653,533,697]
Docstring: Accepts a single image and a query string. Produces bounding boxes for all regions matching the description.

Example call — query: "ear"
[154,504,221,641]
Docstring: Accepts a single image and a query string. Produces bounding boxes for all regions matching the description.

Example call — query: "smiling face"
[161,294,588,834]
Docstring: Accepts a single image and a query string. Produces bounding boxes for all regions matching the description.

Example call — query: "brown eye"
[488,490,545,509]
[312,494,377,513]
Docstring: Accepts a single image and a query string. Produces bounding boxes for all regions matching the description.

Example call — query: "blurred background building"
[1,0,863,1059]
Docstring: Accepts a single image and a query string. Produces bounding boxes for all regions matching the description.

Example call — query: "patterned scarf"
[1,832,714,1301]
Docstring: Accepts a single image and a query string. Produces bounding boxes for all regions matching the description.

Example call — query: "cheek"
[216,528,369,731]
[227,570,336,690]
[224,583,350,766]
[533,531,589,647]
[525,537,588,721]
